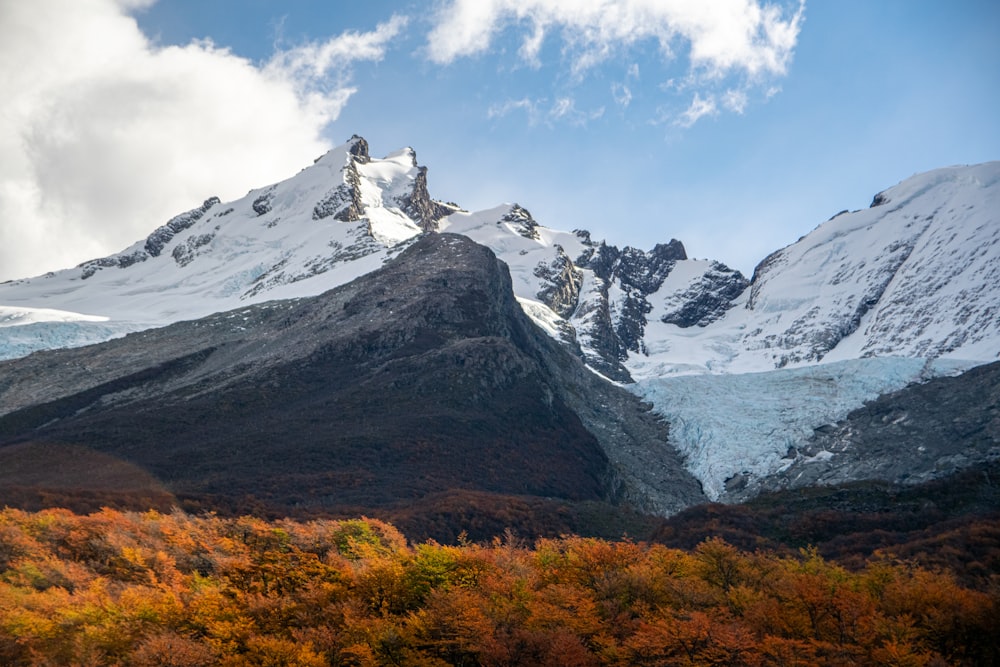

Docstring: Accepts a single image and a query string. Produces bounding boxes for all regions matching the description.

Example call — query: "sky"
[1,1,998,282]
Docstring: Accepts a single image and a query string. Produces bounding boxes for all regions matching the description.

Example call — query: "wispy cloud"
[266,14,407,118]
[489,96,603,127]
[0,0,404,281]
[722,89,749,114]
[612,63,640,109]
[550,97,605,125]
[488,97,541,121]
[426,0,804,126]
[427,0,804,77]
[612,83,633,109]
[677,93,718,128]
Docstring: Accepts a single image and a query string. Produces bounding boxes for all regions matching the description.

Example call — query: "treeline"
[1,507,997,666]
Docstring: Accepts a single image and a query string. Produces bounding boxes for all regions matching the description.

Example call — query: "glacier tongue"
[633,357,979,500]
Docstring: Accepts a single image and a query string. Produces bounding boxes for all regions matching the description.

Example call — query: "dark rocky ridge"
[0,234,705,533]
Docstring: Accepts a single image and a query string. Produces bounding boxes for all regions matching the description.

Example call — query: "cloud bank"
[0,0,403,281]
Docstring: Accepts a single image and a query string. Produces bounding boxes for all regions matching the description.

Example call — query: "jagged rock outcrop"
[659,261,748,328]
[80,197,221,278]
[534,249,582,319]
[396,161,455,230]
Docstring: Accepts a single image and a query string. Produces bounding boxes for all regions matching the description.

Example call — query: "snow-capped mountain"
[644,162,1000,376]
[0,137,997,514]
[0,137,456,359]
[436,160,1000,381]
[3,137,996,385]
[438,204,747,381]
[0,135,752,382]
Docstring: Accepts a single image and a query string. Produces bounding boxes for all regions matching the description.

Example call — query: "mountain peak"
[347,134,370,162]
[0,136,457,356]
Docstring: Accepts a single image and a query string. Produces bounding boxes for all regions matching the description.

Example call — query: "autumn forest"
[1,507,997,666]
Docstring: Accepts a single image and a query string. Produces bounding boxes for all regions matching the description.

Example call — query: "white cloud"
[488,95,603,127]
[677,93,718,127]
[722,89,749,113]
[426,0,803,124]
[612,83,633,108]
[427,0,804,77]
[0,0,403,281]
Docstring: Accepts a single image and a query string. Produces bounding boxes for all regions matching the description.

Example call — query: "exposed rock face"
[346,134,370,162]
[567,241,631,376]
[312,185,355,220]
[501,205,541,240]
[80,197,221,278]
[396,163,455,231]
[333,150,365,223]
[577,239,740,364]
[617,242,688,293]
[251,189,275,217]
[146,197,221,256]
[660,261,748,328]
[534,249,583,319]
[571,238,744,371]
[605,243,687,353]
[171,233,214,267]
[0,234,705,524]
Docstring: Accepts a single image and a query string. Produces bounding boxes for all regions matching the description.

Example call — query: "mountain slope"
[632,162,1000,376]
[0,234,705,531]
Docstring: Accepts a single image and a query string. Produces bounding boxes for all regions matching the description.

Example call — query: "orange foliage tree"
[0,507,997,666]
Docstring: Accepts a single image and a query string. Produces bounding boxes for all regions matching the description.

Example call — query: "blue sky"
[2,1,998,280]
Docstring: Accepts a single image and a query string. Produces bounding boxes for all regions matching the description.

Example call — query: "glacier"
[634,356,979,500]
